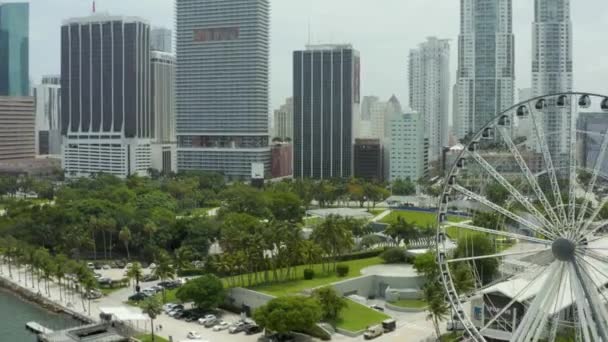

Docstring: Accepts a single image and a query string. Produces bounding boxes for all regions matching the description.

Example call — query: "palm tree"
[118,227,132,260]
[311,215,354,272]
[153,252,175,303]
[300,240,323,269]
[54,254,69,302]
[126,262,143,291]
[174,246,193,276]
[423,283,449,340]
[141,297,163,342]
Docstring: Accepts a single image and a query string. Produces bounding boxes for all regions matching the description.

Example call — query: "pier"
[25,321,54,335]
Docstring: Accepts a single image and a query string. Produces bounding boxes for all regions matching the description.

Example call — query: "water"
[0,289,81,341]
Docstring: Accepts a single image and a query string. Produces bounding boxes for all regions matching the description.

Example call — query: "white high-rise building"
[369,99,388,141]
[273,98,293,141]
[388,109,428,182]
[409,37,450,162]
[33,75,61,156]
[532,0,573,156]
[454,0,515,140]
[151,51,177,174]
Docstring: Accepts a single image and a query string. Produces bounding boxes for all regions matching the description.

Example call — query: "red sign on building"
[193,27,239,42]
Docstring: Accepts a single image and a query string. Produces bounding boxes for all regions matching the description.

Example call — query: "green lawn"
[252,257,383,296]
[100,285,127,296]
[303,216,324,226]
[388,298,427,308]
[135,334,170,342]
[380,210,466,227]
[335,300,390,332]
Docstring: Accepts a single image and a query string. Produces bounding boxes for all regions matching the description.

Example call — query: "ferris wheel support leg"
[570,262,602,342]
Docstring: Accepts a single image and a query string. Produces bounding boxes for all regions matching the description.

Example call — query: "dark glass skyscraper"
[60,15,152,178]
[293,44,360,179]
[0,2,29,96]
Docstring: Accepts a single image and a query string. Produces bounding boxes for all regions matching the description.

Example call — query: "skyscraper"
[293,44,361,179]
[454,0,514,139]
[0,2,29,96]
[151,27,172,53]
[34,75,62,155]
[0,96,35,161]
[409,37,450,162]
[389,110,428,182]
[273,98,293,141]
[151,51,177,173]
[176,0,271,180]
[61,15,152,178]
[533,0,572,155]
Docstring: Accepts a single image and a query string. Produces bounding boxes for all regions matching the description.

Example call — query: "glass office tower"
[0,2,29,96]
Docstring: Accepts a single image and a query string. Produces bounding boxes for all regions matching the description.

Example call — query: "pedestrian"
[159,324,162,331]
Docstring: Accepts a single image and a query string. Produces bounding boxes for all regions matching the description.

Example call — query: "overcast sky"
[26,0,608,113]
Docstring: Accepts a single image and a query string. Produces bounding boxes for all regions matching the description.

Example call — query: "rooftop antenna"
[307,17,311,45]
[92,0,96,14]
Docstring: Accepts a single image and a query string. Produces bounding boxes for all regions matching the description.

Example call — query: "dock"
[26,321,54,335]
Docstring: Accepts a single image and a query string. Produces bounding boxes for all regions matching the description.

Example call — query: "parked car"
[128,292,148,302]
[93,273,102,279]
[204,316,219,328]
[98,277,112,285]
[187,331,202,339]
[212,321,230,331]
[141,288,156,296]
[94,263,102,270]
[85,290,103,299]
[87,262,95,269]
[363,325,384,340]
[149,263,157,269]
[229,321,248,334]
[370,304,384,312]
[102,264,111,270]
[264,333,295,342]
[245,324,262,335]
[115,260,126,268]
[382,319,396,332]
[169,308,184,317]
[163,303,178,313]
[125,263,133,269]
[198,314,216,325]
[142,274,159,282]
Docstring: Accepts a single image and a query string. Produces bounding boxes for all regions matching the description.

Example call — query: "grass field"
[252,257,383,296]
[368,209,386,216]
[388,298,427,308]
[380,210,466,227]
[136,334,170,342]
[335,300,390,332]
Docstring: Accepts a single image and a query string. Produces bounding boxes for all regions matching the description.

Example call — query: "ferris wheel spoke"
[528,263,567,342]
[468,151,556,232]
[528,103,568,225]
[451,184,556,239]
[575,197,608,242]
[478,264,550,334]
[575,255,608,305]
[512,262,561,342]
[567,95,578,229]
[446,222,552,245]
[447,248,549,264]
[497,127,561,226]
[575,119,608,234]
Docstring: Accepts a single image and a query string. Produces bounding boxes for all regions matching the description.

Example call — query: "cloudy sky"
[26,0,608,112]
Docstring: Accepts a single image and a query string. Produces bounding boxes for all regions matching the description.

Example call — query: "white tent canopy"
[99,306,148,321]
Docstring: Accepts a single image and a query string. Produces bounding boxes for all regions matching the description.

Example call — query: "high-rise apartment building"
[273,98,293,141]
[34,75,62,155]
[578,113,608,175]
[176,0,271,180]
[389,110,428,182]
[60,15,152,178]
[533,0,573,156]
[0,2,29,96]
[454,0,515,139]
[151,27,172,53]
[409,37,450,162]
[151,51,177,173]
[0,96,35,161]
[293,44,361,179]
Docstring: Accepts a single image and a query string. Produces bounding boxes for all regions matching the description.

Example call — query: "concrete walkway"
[372,209,391,222]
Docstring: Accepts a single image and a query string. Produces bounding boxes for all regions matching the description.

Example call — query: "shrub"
[177,268,206,277]
[336,264,349,277]
[304,268,315,280]
[381,247,407,264]
[334,248,385,262]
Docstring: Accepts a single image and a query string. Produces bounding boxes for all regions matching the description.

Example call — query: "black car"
[128,292,148,302]
[142,274,159,282]
[245,324,262,335]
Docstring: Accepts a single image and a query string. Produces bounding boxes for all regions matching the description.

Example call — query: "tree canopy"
[175,274,225,310]
[253,296,322,334]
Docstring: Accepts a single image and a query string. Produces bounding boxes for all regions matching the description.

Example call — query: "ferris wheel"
[436,92,608,342]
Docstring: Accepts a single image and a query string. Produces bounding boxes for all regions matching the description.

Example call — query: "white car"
[198,314,216,325]
[212,321,230,331]
[87,262,95,269]
[187,331,202,339]
[163,303,177,313]
[142,288,156,296]
[102,264,111,270]
[149,263,157,269]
